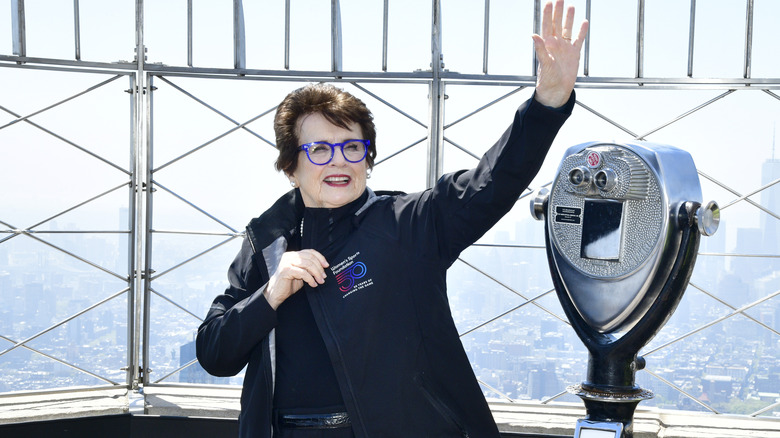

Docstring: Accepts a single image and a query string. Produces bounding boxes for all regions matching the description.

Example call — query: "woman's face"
[290,112,368,209]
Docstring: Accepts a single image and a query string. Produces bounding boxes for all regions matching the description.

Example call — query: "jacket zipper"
[301,210,369,437]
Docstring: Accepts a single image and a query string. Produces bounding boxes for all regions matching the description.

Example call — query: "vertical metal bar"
[427,0,444,188]
[483,0,490,74]
[532,0,540,76]
[187,0,193,67]
[332,0,343,72]
[285,0,291,70]
[73,0,81,60]
[584,0,591,76]
[687,0,696,77]
[743,0,754,79]
[234,0,246,70]
[636,0,645,79]
[127,74,138,389]
[11,0,26,57]
[141,73,155,388]
[382,0,389,72]
[131,0,146,392]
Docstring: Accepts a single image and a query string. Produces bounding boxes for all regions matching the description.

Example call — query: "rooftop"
[2,387,780,437]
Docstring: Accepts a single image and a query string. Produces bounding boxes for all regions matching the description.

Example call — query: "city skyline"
[1,155,777,417]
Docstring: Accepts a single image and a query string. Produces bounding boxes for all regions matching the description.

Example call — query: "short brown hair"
[274,83,377,175]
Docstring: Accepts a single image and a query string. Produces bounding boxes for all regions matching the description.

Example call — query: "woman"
[197,2,588,437]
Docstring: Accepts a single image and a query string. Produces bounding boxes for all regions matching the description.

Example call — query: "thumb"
[531,34,548,65]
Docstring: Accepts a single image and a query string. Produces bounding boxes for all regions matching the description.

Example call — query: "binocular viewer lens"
[567,166,617,192]
[568,167,590,187]
[593,168,616,191]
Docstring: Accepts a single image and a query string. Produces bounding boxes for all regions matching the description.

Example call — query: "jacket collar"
[245,188,377,255]
[245,188,304,255]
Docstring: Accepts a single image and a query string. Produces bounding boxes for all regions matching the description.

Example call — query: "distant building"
[760,158,780,256]
[527,367,559,400]
[756,374,780,393]
[701,375,733,404]
[179,336,231,385]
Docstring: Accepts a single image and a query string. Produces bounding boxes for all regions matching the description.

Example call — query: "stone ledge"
[143,385,240,418]
[0,387,129,425]
[1,386,779,437]
[490,400,780,438]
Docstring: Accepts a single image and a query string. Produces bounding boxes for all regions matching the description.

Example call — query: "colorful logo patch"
[330,252,373,298]
[335,262,367,292]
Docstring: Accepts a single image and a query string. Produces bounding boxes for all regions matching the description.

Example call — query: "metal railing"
[1,0,778,421]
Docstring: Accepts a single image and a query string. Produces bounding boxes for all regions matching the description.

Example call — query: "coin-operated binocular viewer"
[531,142,720,438]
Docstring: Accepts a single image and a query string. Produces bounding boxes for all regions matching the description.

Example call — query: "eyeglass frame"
[297,139,370,166]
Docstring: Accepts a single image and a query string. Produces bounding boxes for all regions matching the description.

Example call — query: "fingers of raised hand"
[541,1,583,44]
[562,5,575,40]
[553,0,565,38]
[575,17,589,48]
[540,1,553,39]
[281,250,328,286]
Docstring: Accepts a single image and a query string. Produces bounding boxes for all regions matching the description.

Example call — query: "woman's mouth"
[324,175,351,186]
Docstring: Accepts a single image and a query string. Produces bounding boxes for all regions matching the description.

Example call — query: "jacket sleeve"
[196,237,277,377]
[415,93,574,265]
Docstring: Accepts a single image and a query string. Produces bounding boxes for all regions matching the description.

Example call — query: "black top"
[273,192,369,412]
[272,222,344,411]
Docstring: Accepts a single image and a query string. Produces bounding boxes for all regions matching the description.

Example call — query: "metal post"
[11,0,25,57]
[131,0,146,391]
[382,0,389,72]
[532,0,540,76]
[483,0,490,74]
[743,0,754,79]
[234,0,246,70]
[636,0,645,79]
[73,0,81,60]
[187,0,193,67]
[584,0,591,76]
[285,0,291,70]
[127,73,138,389]
[427,0,444,188]
[142,73,155,388]
[332,0,343,72]
[687,0,696,77]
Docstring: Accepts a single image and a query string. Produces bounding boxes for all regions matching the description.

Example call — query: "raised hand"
[532,0,589,108]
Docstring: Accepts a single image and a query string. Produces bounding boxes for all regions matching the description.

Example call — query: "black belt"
[277,412,351,429]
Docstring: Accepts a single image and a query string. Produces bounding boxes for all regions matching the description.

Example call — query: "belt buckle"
[279,412,351,429]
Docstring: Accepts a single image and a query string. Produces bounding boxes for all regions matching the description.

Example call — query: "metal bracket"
[124,85,158,95]
[136,269,156,280]
[121,366,153,378]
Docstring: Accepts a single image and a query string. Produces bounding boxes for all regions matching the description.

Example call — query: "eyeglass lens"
[307,141,367,164]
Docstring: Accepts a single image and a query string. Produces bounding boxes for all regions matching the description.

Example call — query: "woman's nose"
[329,146,348,165]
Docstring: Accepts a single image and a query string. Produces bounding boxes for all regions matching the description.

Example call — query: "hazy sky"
[1,0,778,248]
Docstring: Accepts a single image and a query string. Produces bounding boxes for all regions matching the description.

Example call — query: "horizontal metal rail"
[6,57,777,91]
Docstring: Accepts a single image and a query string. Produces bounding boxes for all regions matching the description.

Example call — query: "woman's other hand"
[532,0,589,108]
[264,249,329,309]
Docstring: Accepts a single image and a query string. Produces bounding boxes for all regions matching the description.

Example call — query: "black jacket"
[196,94,574,437]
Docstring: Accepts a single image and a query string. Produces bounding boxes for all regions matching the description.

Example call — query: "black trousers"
[274,425,356,438]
